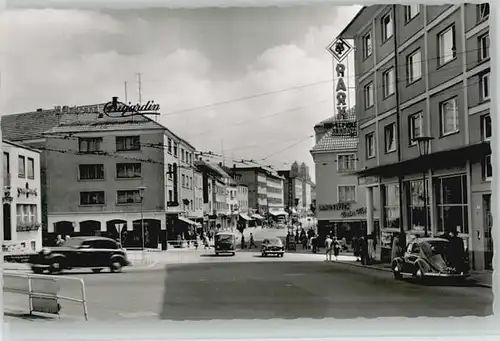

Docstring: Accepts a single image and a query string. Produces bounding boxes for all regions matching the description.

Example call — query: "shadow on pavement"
[404,277,491,288]
[199,254,235,258]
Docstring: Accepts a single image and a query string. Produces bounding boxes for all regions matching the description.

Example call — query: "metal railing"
[3,271,88,321]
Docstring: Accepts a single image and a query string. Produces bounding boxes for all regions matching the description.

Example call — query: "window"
[479,4,490,21]
[79,137,102,153]
[338,185,356,203]
[116,136,140,151]
[181,149,185,162]
[479,34,489,61]
[16,204,37,225]
[365,133,376,159]
[406,179,430,233]
[190,176,193,189]
[382,68,395,98]
[116,163,141,178]
[480,73,490,101]
[382,12,393,41]
[3,152,9,177]
[168,164,173,180]
[481,114,491,141]
[407,49,422,84]
[80,191,105,205]
[363,32,372,58]
[409,112,423,145]
[117,190,141,204]
[79,164,104,180]
[440,97,459,135]
[404,5,420,22]
[438,26,456,66]
[168,190,173,202]
[18,156,25,178]
[364,82,374,108]
[483,154,492,181]
[384,123,397,153]
[26,157,35,179]
[168,139,172,154]
[337,154,356,172]
[182,174,186,188]
[435,175,468,234]
[173,142,178,157]
[383,183,400,229]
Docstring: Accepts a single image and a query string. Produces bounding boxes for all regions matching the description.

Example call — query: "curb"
[334,260,492,288]
[3,305,82,322]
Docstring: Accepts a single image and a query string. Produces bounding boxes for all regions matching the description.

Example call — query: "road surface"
[3,250,492,321]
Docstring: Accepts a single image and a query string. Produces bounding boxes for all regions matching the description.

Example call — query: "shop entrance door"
[483,194,493,270]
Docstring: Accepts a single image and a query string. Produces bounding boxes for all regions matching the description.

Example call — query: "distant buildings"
[278,161,315,217]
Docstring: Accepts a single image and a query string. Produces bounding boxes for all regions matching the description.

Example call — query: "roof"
[2,139,41,154]
[1,109,62,141]
[311,131,358,153]
[314,107,356,128]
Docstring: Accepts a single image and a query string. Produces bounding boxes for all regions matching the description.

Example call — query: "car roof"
[70,236,116,242]
[414,237,449,243]
[216,232,236,236]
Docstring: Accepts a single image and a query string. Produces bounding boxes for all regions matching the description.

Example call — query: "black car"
[261,238,285,257]
[29,236,131,274]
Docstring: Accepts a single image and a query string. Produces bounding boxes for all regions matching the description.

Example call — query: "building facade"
[311,113,380,244]
[237,185,249,214]
[266,175,285,213]
[338,4,491,270]
[193,169,204,221]
[2,140,43,254]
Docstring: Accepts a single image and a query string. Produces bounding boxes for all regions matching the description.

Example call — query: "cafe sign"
[103,97,160,118]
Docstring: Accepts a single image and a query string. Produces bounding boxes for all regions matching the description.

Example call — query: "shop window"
[439,97,459,136]
[481,114,491,141]
[438,25,456,66]
[482,154,492,181]
[363,32,372,58]
[383,183,400,229]
[435,175,468,234]
[406,49,422,84]
[405,180,430,233]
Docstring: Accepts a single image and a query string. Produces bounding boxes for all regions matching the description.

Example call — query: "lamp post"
[137,186,147,257]
[414,136,434,237]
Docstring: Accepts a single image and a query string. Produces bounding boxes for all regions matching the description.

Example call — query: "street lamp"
[137,186,147,254]
[414,136,434,237]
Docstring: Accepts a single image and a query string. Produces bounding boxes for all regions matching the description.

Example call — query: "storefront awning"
[239,213,252,221]
[251,214,264,220]
[178,216,198,225]
[270,211,288,216]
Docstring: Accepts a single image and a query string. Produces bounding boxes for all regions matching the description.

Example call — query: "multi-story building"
[311,110,380,244]
[266,175,285,214]
[2,140,43,254]
[2,99,198,249]
[237,185,249,214]
[337,4,491,270]
[178,140,196,218]
[279,164,315,217]
[192,168,204,224]
[278,169,302,214]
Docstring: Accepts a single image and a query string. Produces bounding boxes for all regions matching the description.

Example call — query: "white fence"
[3,271,88,320]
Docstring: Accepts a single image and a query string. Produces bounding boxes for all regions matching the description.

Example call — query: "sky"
[0,5,360,182]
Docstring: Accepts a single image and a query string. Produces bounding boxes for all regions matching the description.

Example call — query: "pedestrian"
[194,233,199,250]
[203,235,210,250]
[241,234,246,249]
[324,235,333,261]
[358,235,368,265]
[65,235,71,241]
[333,236,341,261]
[353,236,360,262]
[56,235,64,246]
[391,235,401,261]
[249,233,257,248]
[449,230,465,271]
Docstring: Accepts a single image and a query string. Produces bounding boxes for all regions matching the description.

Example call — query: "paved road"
[3,250,492,321]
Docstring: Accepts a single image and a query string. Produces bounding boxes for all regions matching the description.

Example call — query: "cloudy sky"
[0,5,360,181]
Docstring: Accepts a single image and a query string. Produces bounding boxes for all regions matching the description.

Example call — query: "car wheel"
[92,268,102,273]
[392,264,403,280]
[279,254,284,258]
[231,252,235,256]
[49,261,62,274]
[110,261,122,273]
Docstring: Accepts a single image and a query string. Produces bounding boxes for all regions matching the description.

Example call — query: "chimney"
[112,96,118,106]
[233,164,236,169]
[219,162,223,167]
[36,108,43,112]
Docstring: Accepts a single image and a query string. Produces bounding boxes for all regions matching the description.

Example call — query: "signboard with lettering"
[103,97,160,118]
[327,38,353,63]
[318,203,351,211]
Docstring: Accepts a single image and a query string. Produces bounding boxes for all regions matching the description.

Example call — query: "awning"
[270,211,288,216]
[239,213,252,221]
[251,214,264,220]
[178,216,198,225]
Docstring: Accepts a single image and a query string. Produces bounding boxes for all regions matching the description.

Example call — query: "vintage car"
[392,237,470,283]
[29,236,131,274]
[261,238,285,257]
[214,232,236,256]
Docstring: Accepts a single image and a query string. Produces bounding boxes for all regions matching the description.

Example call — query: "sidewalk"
[334,257,492,288]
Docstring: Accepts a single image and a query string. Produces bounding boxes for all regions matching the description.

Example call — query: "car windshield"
[215,234,234,243]
[62,238,83,248]
[268,238,282,246]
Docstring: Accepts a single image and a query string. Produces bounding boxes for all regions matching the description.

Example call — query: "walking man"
[249,233,257,249]
[325,235,333,261]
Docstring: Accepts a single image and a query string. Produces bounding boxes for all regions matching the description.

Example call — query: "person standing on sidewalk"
[325,235,333,261]
[249,233,257,249]
[333,237,341,261]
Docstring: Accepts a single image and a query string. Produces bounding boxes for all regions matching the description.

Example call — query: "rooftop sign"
[327,38,353,63]
[103,97,160,118]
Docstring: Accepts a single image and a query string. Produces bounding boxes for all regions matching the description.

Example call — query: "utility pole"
[137,73,142,105]
[124,81,128,103]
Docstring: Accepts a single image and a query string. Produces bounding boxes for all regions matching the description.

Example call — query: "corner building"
[338,4,491,271]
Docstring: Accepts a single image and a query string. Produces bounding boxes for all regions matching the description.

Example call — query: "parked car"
[214,232,236,256]
[392,237,470,283]
[261,238,285,257]
[29,236,131,274]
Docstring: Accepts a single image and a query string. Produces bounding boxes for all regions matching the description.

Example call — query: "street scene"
[0,2,494,326]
